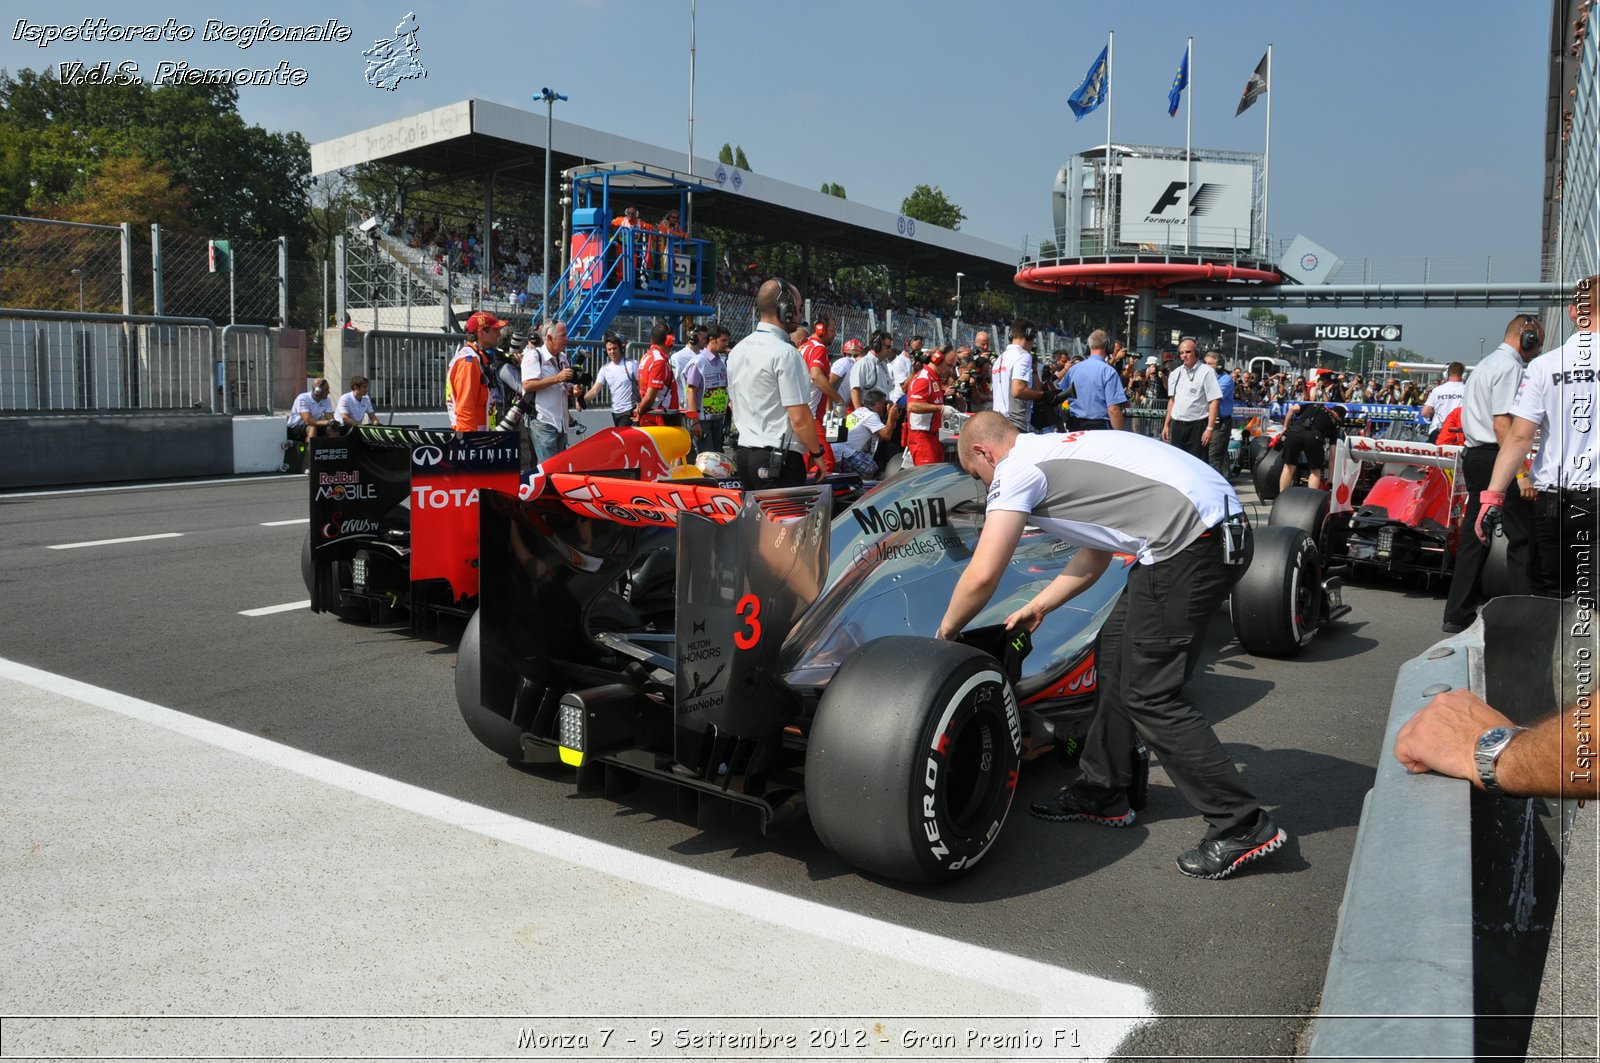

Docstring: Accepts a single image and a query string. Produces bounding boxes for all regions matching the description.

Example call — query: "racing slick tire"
[1268,486,1329,546]
[1252,445,1285,502]
[1231,525,1323,657]
[456,609,525,761]
[806,636,1021,883]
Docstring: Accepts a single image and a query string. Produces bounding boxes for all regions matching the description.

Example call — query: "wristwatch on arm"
[1474,725,1527,793]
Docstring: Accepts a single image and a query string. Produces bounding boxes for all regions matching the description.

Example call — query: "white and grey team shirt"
[1166,362,1222,423]
[992,343,1035,428]
[287,391,332,428]
[335,391,374,424]
[1509,330,1599,490]
[888,351,914,401]
[1425,378,1467,433]
[985,430,1241,566]
[1461,343,1525,447]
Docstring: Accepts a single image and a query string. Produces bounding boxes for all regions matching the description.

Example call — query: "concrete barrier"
[0,414,234,489]
[1310,596,1586,1059]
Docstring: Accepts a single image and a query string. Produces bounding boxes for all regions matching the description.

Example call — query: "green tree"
[734,145,750,170]
[0,69,310,244]
[900,184,965,231]
[820,181,846,199]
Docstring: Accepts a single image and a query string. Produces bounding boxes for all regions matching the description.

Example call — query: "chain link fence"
[0,216,125,314]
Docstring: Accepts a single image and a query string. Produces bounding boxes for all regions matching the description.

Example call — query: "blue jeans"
[531,421,568,466]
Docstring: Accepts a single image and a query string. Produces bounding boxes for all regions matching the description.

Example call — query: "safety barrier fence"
[1309,596,1585,1060]
[361,330,467,414]
[0,308,218,413]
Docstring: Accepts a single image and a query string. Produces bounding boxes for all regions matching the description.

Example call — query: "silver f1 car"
[458,442,1337,883]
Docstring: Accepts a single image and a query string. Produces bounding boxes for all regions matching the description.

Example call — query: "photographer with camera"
[519,320,576,465]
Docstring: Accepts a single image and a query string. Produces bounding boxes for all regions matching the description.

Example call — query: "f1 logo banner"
[1117,157,1253,251]
[410,433,521,604]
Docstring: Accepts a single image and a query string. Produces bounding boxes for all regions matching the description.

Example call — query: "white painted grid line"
[47,532,184,551]
[260,518,310,527]
[239,600,312,617]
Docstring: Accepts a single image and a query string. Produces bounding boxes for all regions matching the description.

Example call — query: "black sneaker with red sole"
[1176,814,1287,879]
[1030,788,1136,828]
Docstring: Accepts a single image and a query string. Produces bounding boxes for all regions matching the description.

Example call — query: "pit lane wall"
[0,409,623,489]
[1310,596,1587,1060]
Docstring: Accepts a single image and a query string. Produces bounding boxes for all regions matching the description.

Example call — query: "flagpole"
[1184,36,1193,255]
[1262,43,1273,257]
[1104,30,1114,255]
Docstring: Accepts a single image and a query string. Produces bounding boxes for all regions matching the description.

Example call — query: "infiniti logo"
[413,445,443,466]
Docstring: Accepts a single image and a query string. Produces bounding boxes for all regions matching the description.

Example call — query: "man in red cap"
[448,311,505,431]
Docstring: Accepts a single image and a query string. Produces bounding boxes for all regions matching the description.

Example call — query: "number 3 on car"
[733,593,762,649]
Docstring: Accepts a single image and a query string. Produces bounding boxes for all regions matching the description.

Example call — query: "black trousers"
[1207,416,1233,476]
[1169,417,1208,461]
[731,446,806,488]
[1064,416,1111,431]
[1531,488,1598,600]
[1443,444,1532,626]
[1077,527,1260,838]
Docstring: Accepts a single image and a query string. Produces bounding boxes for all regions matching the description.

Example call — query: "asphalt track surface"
[0,473,1457,1060]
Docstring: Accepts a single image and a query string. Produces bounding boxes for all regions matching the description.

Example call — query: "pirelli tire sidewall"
[1231,524,1323,657]
[1268,486,1330,546]
[807,636,1021,883]
[456,609,526,761]
[1253,442,1285,501]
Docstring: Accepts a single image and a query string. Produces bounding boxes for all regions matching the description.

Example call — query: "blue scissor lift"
[534,163,717,349]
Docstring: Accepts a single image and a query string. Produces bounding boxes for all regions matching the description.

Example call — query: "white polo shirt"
[335,391,374,424]
[595,359,637,415]
[287,390,332,428]
[1461,343,1524,447]
[727,322,811,451]
[888,351,914,401]
[1167,362,1222,423]
[849,355,890,404]
[1510,330,1598,490]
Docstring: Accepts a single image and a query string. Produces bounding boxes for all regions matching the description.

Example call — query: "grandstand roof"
[309,99,1021,287]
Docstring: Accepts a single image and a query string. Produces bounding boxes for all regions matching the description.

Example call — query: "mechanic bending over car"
[937,412,1287,880]
[1275,399,1340,494]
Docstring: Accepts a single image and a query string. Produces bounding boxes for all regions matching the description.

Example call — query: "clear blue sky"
[1,0,1557,361]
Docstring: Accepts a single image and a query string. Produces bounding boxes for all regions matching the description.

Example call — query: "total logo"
[412,485,481,509]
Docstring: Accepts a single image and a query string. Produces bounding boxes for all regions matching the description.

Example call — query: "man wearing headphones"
[799,313,846,472]
[992,319,1047,431]
[1442,315,1543,632]
[287,377,334,443]
[904,348,951,466]
[726,278,822,488]
[635,322,678,426]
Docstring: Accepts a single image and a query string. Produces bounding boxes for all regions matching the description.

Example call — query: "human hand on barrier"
[1394,688,1514,786]
[1474,490,1506,543]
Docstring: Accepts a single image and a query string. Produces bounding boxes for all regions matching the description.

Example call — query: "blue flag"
[1167,47,1189,117]
[1068,45,1109,121]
